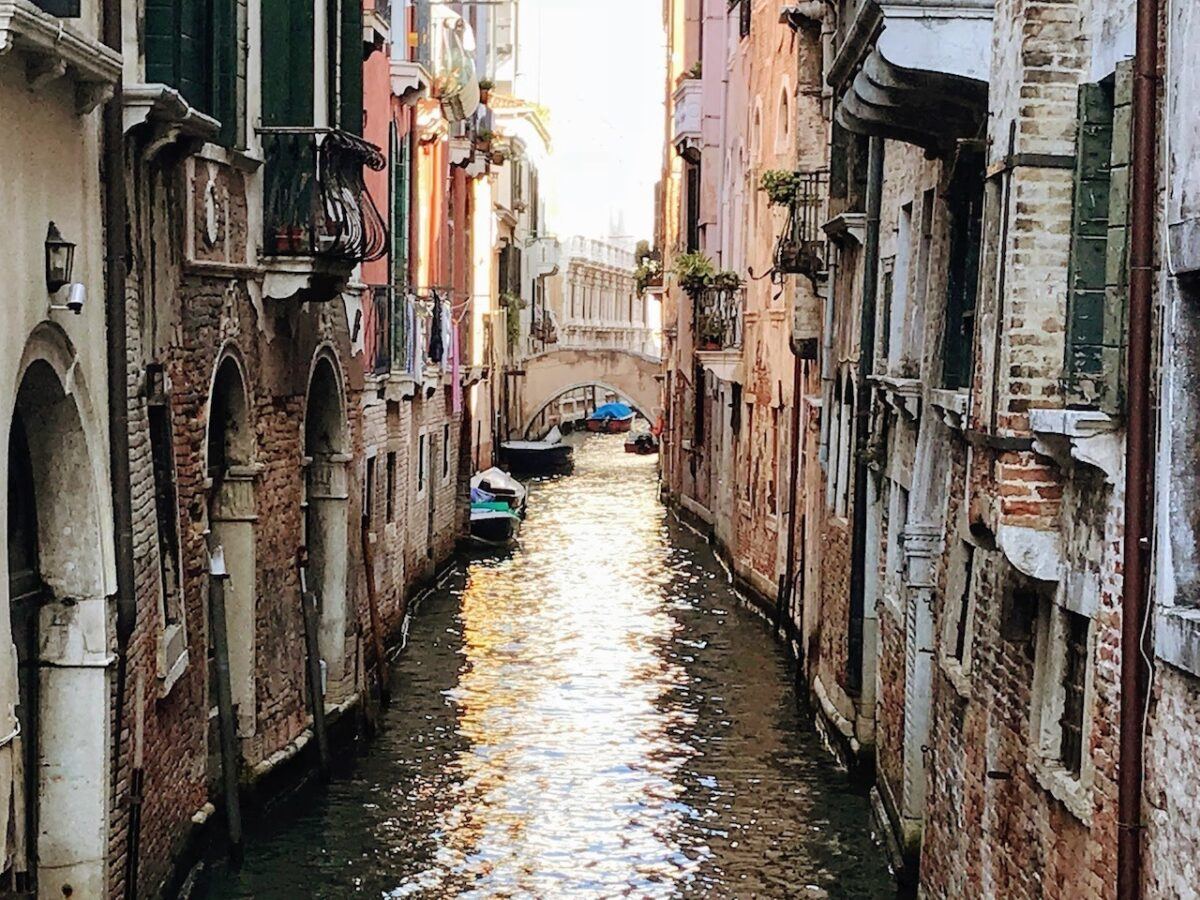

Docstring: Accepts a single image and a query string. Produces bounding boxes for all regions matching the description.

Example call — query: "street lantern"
[45,221,75,293]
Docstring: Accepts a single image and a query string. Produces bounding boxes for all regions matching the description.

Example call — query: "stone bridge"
[514,348,662,437]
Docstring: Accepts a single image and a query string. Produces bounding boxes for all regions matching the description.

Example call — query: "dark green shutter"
[1064,82,1115,406]
[262,0,315,126]
[211,0,239,145]
[942,167,984,390]
[339,0,363,134]
[392,125,410,287]
[145,0,205,111]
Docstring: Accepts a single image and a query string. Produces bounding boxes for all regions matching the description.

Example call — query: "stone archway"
[515,349,662,437]
[4,353,110,898]
[303,353,350,698]
[206,353,258,738]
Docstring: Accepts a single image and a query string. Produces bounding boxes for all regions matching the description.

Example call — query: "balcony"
[671,77,702,160]
[694,287,744,380]
[828,0,992,154]
[259,127,387,302]
[774,169,829,281]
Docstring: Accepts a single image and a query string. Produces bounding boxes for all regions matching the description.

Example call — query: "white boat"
[471,467,527,515]
[500,425,573,474]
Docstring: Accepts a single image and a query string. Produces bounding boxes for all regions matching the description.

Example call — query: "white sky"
[515,0,666,244]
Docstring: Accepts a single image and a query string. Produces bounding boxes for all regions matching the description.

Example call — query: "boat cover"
[471,467,527,502]
[588,402,634,421]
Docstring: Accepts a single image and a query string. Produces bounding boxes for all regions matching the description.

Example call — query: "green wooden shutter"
[145,0,205,110]
[262,0,315,126]
[211,0,239,145]
[339,0,364,134]
[1064,82,1115,406]
[392,124,410,287]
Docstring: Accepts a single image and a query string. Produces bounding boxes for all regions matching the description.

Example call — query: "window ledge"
[123,84,221,160]
[928,388,968,432]
[1029,408,1122,486]
[1027,756,1092,825]
[939,654,973,700]
[871,375,921,420]
[1156,606,1200,679]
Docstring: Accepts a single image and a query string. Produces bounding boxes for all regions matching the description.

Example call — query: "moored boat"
[585,402,636,434]
[624,433,659,455]
[471,466,527,516]
[469,507,521,547]
[500,425,574,475]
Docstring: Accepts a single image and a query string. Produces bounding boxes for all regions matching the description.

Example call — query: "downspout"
[1118,0,1159,893]
[784,348,804,652]
[818,251,836,465]
[847,135,883,695]
[100,0,138,893]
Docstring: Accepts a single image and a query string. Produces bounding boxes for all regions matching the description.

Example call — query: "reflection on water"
[203,435,894,898]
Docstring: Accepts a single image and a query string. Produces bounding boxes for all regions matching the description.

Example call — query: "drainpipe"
[100,0,138,893]
[783,349,804,652]
[818,252,836,466]
[847,135,884,695]
[1118,0,1159,893]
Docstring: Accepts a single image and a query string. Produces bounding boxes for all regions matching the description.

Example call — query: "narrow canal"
[202,435,894,898]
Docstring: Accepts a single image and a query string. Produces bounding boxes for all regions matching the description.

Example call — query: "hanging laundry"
[429,293,445,364]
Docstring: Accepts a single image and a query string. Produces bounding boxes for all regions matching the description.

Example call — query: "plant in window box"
[685,61,702,80]
[479,78,494,105]
[672,251,716,297]
[501,291,526,351]
[475,128,495,153]
[759,169,803,207]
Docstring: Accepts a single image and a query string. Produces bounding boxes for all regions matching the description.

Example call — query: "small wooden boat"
[469,507,521,547]
[625,433,659,455]
[471,467,527,516]
[500,426,574,475]
[586,402,636,434]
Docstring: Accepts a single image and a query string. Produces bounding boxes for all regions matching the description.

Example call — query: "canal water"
[202,435,894,898]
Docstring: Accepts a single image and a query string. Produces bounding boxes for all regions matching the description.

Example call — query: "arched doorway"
[303,356,350,697]
[4,358,109,896]
[207,355,258,737]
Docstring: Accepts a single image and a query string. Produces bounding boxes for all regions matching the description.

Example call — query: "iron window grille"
[1059,609,1090,776]
[694,286,745,352]
[260,127,389,264]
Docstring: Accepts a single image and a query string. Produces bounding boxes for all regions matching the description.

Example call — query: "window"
[1064,80,1121,410]
[385,451,396,522]
[365,454,377,526]
[888,202,913,369]
[1029,587,1096,818]
[943,161,985,390]
[730,0,750,39]
[261,0,360,132]
[417,432,427,494]
[693,364,706,444]
[776,88,791,152]
[145,0,240,144]
[1059,609,1089,776]
[441,423,451,482]
[148,378,187,684]
[834,377,854,518]
[685,161,701,254]
[950,543,975,664]
[391,123,412,289]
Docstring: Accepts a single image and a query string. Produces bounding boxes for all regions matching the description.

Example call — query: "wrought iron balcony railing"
[694,287,744,352]
[260,127,388,264]
[775,169,829,281]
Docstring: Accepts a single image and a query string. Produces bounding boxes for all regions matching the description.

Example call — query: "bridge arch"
[515,348,661,437]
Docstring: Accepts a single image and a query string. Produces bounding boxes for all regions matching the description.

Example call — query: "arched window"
[777,88,791,152]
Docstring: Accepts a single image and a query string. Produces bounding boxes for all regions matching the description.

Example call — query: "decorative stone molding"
[0,0,121,113]
[873,375,922,420]
[390,58,431,106]
[1029,408,1122,486]
[903,523,943,590]
[123,83,220,159]
[822,211,866,247]
[996,523,1062,583]
[695,349,742,382]
[928,387,968,431]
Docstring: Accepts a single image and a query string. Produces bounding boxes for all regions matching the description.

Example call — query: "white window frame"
[1028,585,1097,823]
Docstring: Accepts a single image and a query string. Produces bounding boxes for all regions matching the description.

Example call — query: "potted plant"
[686,61,702,80]
[475,128,495,152]
[759,169,802,206]
[479,78,494,105]
[672,251,716,297]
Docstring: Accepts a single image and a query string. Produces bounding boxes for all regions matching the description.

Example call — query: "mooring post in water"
[296,548,331,778]
[360,517,391,705]
[208,546,243,862]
